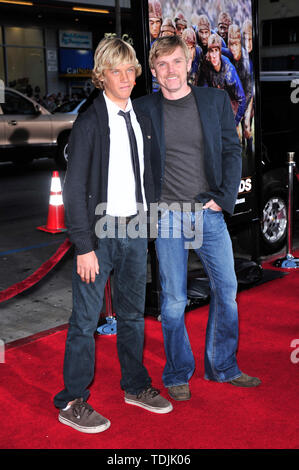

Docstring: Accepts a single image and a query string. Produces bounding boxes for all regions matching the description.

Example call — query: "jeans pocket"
[205,208,223,214]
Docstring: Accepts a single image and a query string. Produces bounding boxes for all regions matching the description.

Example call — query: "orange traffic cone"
[37,171,67,234]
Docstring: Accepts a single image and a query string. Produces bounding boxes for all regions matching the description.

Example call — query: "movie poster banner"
[148,0,255,216]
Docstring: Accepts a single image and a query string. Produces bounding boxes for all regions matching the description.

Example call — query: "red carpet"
[1,256,299,450]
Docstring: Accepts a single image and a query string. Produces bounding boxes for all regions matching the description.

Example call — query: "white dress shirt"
[103,92,147,217]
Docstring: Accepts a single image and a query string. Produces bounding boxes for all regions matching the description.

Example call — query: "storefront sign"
[59,30,92,49]
[47,49,58,72]
[59,48,93,77]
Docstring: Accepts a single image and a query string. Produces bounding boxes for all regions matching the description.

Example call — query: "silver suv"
[0,87,76,169]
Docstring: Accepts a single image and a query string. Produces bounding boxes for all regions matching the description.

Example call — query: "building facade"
[0,0,132,106]
[1,0,299,108]
[259,0,299,70]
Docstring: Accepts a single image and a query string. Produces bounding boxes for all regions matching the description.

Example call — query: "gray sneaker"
[125,386,173,414]
[58,398,111,434]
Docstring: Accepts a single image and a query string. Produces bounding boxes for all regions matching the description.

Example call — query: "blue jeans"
[54,232,151,409]
[155,208,241,387]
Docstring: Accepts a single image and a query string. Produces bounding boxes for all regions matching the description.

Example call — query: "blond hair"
[92,37,142,89]
[149,35,190,69]
[228,24,241,44]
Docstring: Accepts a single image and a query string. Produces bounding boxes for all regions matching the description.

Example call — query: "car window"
[54,101,78,113]
[1,91,36,115]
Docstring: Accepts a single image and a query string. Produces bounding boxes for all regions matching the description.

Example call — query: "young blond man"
[54,38,172,434]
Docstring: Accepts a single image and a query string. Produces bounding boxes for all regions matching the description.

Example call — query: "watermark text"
[290,339,299,364]
[94,202,204,249]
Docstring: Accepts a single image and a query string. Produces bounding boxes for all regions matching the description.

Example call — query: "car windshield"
[53,101,80,113]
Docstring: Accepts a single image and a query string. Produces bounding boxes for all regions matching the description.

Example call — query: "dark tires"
[261,187,288,254]
[55,133,69,170]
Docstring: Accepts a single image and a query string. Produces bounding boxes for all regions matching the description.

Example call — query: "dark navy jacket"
[133,85,242,215]
[63,90,155,255]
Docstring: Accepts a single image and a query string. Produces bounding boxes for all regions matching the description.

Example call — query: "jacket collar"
[92,89,150,133]
[150,85,212,147]
[92,90,109,134]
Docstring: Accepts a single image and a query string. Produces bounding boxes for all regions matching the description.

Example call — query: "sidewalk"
[0,215,73,344]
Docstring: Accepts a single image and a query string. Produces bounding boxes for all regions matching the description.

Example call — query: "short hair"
[149,35,190,69]
[160,17,176,35]
[92,37,142,89]
[182,27,196,46]
[208,33,222,51]
[174,11,187,27]
[148,0,162,20]
[197,14,211,31]
[242,19,252,35]
[218,11,232,26]
[228,24,241,44]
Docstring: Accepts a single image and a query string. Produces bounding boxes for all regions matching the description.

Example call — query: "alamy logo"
[290,339,299,364]
[94,202,204,249]
[290,79,299,103]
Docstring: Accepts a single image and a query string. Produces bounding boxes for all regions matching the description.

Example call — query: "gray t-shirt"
[160,91,210,207]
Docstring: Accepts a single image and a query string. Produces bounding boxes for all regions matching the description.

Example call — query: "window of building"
[262,18,299,47]
[6,47,46,98]
[5,27,43,47]
[2,27,46,99]
[272,18,299,45]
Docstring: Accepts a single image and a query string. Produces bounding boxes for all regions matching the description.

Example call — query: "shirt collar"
[103,91,132,116]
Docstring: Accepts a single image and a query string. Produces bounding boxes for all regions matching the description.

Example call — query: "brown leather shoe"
[167,384,191,401]
[228,373,261,387]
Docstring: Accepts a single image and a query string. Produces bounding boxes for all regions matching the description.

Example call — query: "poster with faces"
[148,0,255,208]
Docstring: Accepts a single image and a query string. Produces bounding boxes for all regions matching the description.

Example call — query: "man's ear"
[99,70,105,84]
[151,68,157,78]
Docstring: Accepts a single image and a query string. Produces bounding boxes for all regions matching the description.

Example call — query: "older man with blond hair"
[134,35,261,402]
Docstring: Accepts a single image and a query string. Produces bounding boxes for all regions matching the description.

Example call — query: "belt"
[158,201,203,212]
[117,214,137,225]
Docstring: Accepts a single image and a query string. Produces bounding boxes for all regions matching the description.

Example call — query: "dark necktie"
[118,110,143,204]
